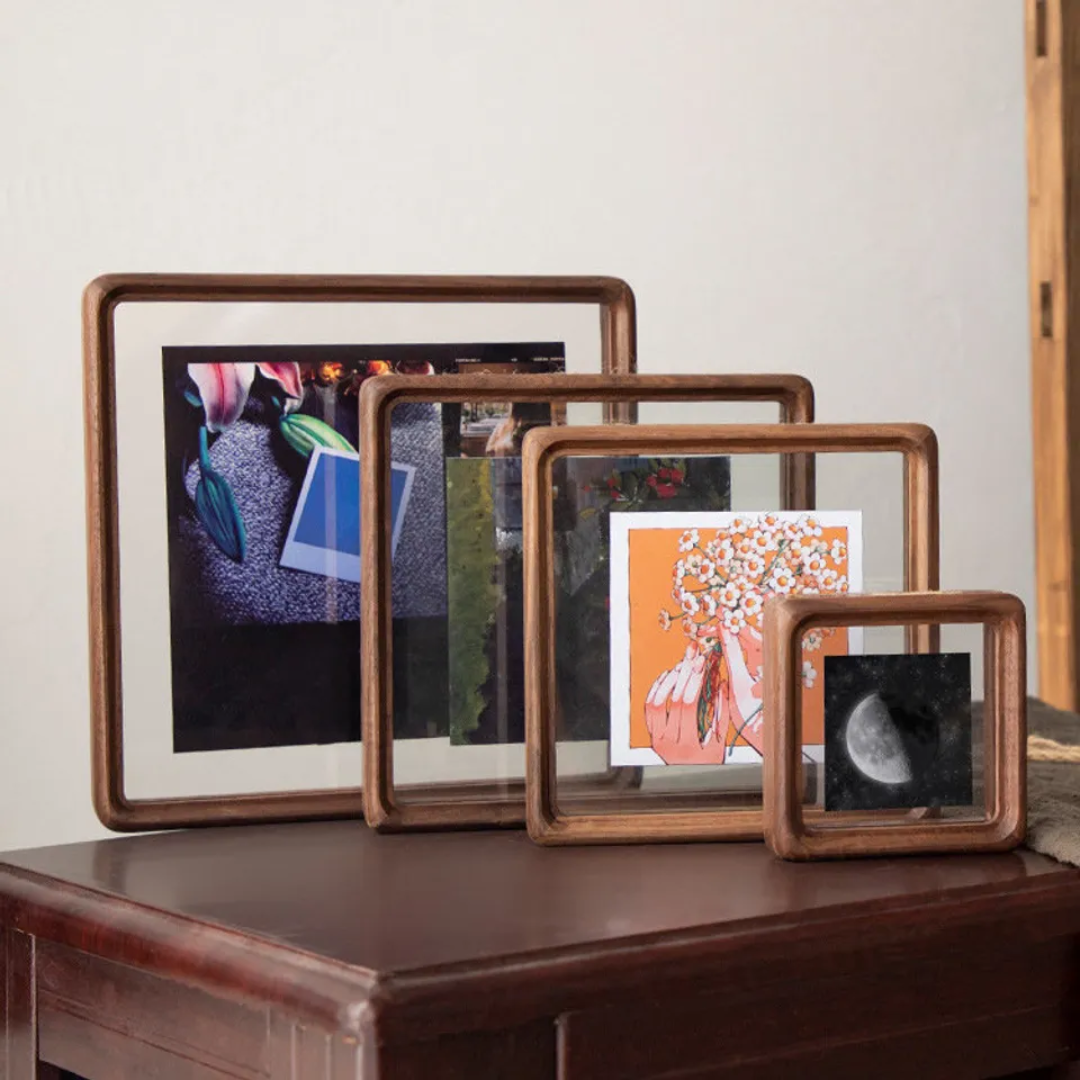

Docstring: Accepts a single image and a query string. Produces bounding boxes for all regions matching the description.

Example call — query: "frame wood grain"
[523,422,939,845]
[762,591,1027,860]
[83,273,636,831]
[360,374,816,830]
[1027,0,1080,710]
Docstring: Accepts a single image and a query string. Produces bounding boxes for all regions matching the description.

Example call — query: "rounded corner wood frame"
[523,422,940,846]
[762,590,1027,861]
[360,374,817,832]
[83,272,637,832]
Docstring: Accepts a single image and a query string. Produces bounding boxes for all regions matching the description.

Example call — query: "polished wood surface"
[522,422,940,845]
[359,373,815,831]
[764,591,1027,859]
[2,823,1080,1077]
[82,273,636,833]
[20,821,1059,975]
[1026,0,1080,710]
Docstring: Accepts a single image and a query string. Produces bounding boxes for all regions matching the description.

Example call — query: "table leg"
[2,927,38,1080]
[268,1014,362,1079]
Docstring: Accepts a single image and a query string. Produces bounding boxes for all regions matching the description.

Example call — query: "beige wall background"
[0,0,1031,851]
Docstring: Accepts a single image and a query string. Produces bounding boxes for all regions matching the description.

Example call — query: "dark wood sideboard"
[3,821,1080,1078]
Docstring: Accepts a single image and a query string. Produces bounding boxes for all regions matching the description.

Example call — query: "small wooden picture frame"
[361,374,817,831]
[763,591,1026,860]
[523,422,939,845]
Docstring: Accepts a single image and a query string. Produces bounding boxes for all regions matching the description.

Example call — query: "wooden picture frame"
[84,272,636,831]
[523,422,939,845]
[763,591,1026,860]
[360,373,817,830]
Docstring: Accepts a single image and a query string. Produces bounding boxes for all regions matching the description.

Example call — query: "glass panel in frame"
[797,621,984,822]
[359,374,816,830]
[523,423,939,845]
[86,273,634,829]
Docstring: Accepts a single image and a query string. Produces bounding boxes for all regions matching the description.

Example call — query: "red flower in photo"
[607,473,628,502]
[307,361,345,386]
[647,474,679,499]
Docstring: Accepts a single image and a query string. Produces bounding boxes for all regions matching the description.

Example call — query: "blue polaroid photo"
[280,447,416,583]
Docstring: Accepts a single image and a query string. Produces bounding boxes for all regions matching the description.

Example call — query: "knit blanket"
[1023,698,1080,865]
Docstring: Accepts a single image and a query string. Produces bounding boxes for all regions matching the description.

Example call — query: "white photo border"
[112,300,603,800]
[609,510,865,767]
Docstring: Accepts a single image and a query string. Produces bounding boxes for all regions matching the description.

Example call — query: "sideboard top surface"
[3,822,1078,1037]
[1,821,1074,972]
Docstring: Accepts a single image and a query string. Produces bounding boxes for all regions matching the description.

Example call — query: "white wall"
[0,0,1031,852]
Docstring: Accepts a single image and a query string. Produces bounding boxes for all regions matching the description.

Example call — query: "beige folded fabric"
[1022,700,1080,866]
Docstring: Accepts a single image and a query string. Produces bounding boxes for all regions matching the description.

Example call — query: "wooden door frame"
[1027,0,1080,709]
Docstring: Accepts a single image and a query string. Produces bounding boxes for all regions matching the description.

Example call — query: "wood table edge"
[372,857,1080,1040]
[3,854,1080,1045]
[0,862,381,1038]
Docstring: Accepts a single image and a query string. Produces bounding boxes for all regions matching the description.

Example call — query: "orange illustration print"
[610,512,861,766]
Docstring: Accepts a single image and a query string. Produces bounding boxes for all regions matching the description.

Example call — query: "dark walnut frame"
[763,590,1027,860]
[360,373,817,831]
[523,422,939,845]
[83,272,636,831]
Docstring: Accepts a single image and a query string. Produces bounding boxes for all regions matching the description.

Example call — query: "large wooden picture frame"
[360,373,816,831]
[763,591,1026,860]
[523,422,939,845]
[84,273,636,831]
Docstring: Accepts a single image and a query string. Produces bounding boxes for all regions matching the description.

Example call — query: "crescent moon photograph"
[823,653,973,812]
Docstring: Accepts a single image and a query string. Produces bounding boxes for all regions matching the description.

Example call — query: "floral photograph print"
[161,342,564,755]
[609,511,863,767]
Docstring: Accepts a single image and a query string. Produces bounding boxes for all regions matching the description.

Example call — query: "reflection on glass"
[798,624,984,824]
[388,351,566,750]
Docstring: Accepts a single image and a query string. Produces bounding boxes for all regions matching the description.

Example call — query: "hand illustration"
[652,516,846,759]
[717,627,764,756]
[645,629,765,764]
[644,646,729,764]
